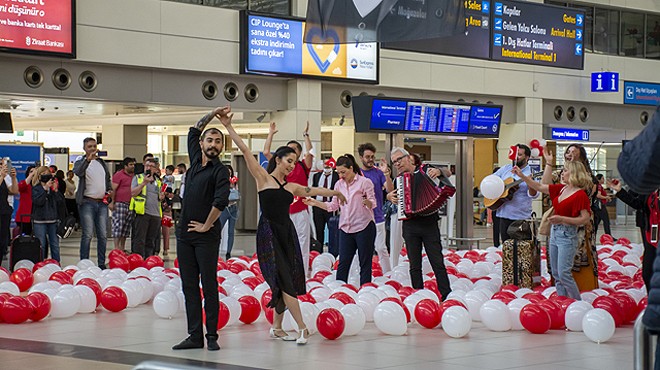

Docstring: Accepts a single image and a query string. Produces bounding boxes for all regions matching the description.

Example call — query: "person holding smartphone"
[32,167,64,262]
[0,157,18,266]
[608,180,659,290]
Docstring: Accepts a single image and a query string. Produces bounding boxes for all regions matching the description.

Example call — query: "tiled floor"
[0,223,643,370]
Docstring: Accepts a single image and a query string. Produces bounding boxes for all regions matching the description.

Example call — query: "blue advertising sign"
[242,13,378,83]
[0,144,42,224]
[551,128,589,141]
[624,81,660,106]
[591,72,619,92]
[469,107,501,135]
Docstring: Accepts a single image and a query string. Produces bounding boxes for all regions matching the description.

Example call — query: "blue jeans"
[337,222,376,286]
[79,199,108,267]
[549,224,581,300]
[34,222,60,262]
[219,204,238,257]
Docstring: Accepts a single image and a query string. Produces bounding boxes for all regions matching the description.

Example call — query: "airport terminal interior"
[0,0,659,369]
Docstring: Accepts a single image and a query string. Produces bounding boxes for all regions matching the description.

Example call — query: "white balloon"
[325,298,344,310]
[340,304,366,336]
[77,259,97,270]
[514,288,533,298]
[136,278,154,304]
[164,278,182,292]
[221,296,242,326]
[416,289,440,303]
[530,148,540,158]
[377,285,399,299]
[0,268,8,283]
[73,285,97,313]
[582,308,615,343]
[14,259,35,271]
[300,302,320,333]
[373,301,407,336]
[357,292,380,322]
[51,289,81,318]
[580,291,599,304]
[253,282,269,301]
[310,287,332,302]
[441,306,472,338]
[565,301,594,332]
[176,290,186,312]
[0,281,20,295]
[480,300,511,332]
[464,290,488,321]
[480,175,505,199]
[538,139,547,147]
[121,281,142,308]
[153,290,180,319]
[238,270,255,279]
[508,298,532,331]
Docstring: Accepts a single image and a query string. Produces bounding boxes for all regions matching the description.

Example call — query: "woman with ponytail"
[304,154,377,286]
[219,111,345,345]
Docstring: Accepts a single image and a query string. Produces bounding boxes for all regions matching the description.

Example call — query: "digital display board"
[353,96,502,138]
[469,106,501,135]
[0,0,75,57]
[241,12,378,83]
[383,0,491,60]
[491,0,584,69]
[405,102,440,132]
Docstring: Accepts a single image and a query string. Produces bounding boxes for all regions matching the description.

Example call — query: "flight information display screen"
[438,104,471,134]
[405,102,440,132]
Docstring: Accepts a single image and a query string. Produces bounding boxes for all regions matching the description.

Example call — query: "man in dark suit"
[311,158,339,253]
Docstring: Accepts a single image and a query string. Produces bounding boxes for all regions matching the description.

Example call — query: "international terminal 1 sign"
[240,12,378,83]
[0,0,75,58]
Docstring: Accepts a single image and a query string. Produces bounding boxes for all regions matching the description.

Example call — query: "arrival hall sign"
[491,0,584,69]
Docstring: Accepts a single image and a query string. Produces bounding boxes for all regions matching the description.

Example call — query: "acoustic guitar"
[484,172,542,210]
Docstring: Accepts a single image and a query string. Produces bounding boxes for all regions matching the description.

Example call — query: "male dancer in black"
[172,107,230,351]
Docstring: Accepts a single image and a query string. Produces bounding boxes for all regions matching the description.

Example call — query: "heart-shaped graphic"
[305,27,341,73]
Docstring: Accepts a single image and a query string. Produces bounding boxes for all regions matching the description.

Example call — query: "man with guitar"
[491,144,539,244]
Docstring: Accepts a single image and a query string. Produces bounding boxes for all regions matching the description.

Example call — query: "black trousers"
[132,214,161,258]
[313,207,333,247]
[0,213,11,265]
[492,210,501,247]
[336,222,376,286]
[177,235,220,341]
[403,217,451,300]
[593,204,611,236]
[643,231,655,291]
[498,217,517,244]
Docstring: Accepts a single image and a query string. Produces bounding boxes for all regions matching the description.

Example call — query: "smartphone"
[652,225,659,244]
[97,150,108,157]
[145,169,152,176]
[3,157,12,171]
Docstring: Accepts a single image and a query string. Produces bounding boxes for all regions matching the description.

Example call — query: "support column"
[498,97,544,216]
[102,125,147,160]
[455,138,474,249]
[270,80,322,160]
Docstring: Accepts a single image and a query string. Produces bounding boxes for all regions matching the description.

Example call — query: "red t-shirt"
[549,184,591,218]
[17,180,32,223]
[286,161,310,214]
[112,170,134,203]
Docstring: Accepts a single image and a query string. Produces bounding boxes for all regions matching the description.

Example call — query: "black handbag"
[507,215,537,241]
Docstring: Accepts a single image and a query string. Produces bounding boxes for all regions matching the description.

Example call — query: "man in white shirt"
[73,137,112,268]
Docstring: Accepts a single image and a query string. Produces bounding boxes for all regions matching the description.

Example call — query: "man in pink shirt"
[263,122,314,276]
[109,157,136,252]
[305,154,376,286]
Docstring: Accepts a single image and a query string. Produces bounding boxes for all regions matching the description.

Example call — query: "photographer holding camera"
[32,166,64,262]
[130,158,164,258]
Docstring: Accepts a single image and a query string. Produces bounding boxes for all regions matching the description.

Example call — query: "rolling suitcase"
[502,238,541,289]
[9,215,42,272]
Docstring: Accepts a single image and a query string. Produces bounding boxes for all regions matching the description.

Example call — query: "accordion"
[396,170,456,220]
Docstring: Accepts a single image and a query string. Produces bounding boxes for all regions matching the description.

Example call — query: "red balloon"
[501,284,519,292]
[43,258,60,266]
[492,291,517,302]
[264,306,274,325]
[238,295,260,324]
[617,237,631,246]
[530,139,540,149]
[360,282,379,290]
[438,299,467,321]
[101,286,128,312]
[298,294,316,304]
[127,254,145,271]
[522,292,546,304]
[76,278,102,307]
[314,271,332,280]
[145,256,164,269]
[242,277,261,290]
[537,299,565,329]
[610,292,637,324]
[260,289,272,310]
[316,308,345,340]
[64,269,77,278]
[520,303,551,334]
[109,249,126,259]
[217,301,231,330]
[2,296,32,324]
[25,292,51,322]
[49,271,73,285]
[109,255,130,272]
[593,296,624,327]
[249,263,262,276]
[228,263,246,274]
[398,286,417,300]
[384,280,403,292]
[174,258,179,268]
[329,292,356,305]
[372,268,384,277]
[10,268,34,292]
[341,284,358,293]
[32,261,48,272]
[382,297,411,323]
[414,299,441,329]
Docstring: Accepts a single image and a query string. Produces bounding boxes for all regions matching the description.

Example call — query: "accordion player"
[396,169,456,220]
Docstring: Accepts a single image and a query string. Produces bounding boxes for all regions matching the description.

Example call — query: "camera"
[40,174,54,183]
